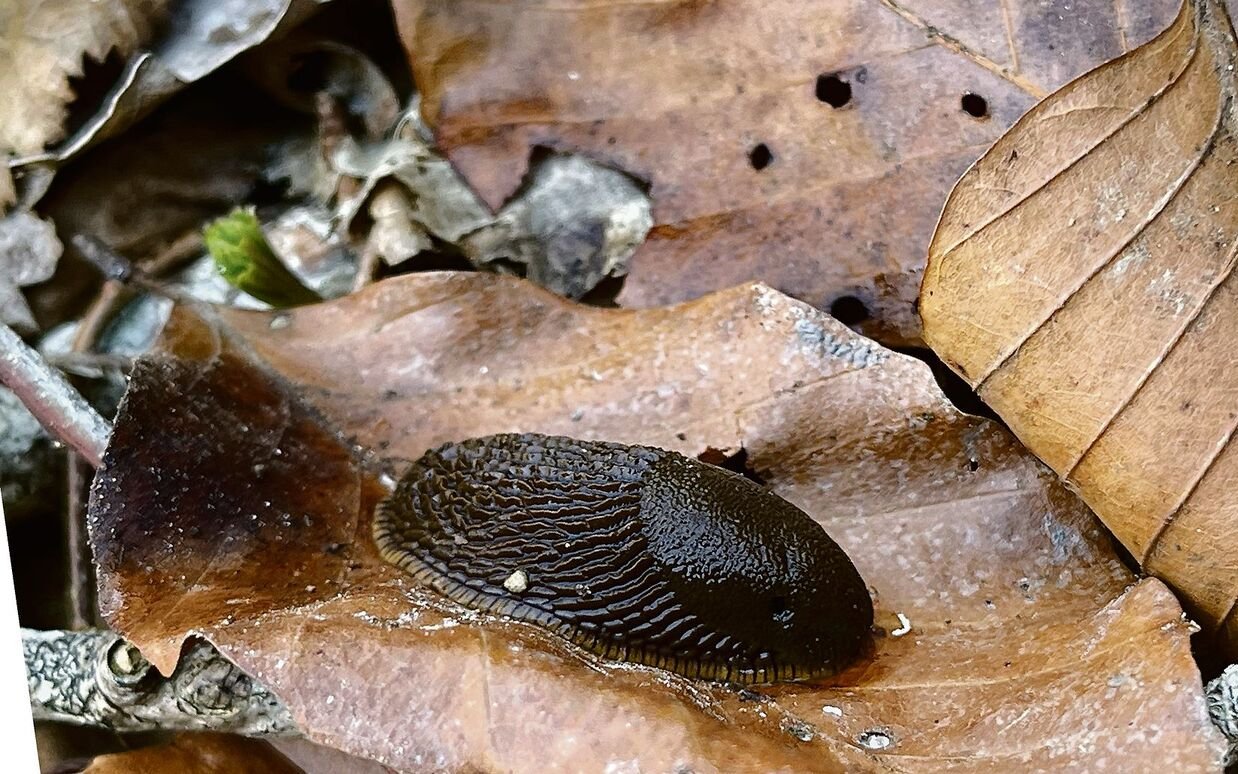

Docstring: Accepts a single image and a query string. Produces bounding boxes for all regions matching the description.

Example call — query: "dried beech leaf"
[391,0,1205,342]
[921,0,1238,650]
[89,274,1222,770]
[0,0,167,156]
[82,733,299,774]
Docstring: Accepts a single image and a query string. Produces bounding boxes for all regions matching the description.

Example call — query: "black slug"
[373,433,873,683]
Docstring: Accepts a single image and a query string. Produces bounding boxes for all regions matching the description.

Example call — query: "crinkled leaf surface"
[391,0,1219,343]
[921,0,1238,652]
[89,274,1223,771]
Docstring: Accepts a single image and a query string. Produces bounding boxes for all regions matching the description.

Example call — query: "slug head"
[638,454,874,680]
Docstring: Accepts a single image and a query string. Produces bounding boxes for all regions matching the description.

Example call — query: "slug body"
[374,433,873,683]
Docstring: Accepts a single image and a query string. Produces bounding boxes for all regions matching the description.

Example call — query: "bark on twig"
[0,323,110,467]
[25,628,297,736]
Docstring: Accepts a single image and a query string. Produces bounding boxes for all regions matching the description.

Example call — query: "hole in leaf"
[697,447,767,485]
[815,74,852,108]
[961,92,989,118]
[829,295,870,326]
[749,143,774,170]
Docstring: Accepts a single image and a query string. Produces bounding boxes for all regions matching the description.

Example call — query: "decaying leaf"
[462,151,652,299]
[920,0,1238,651]
[392,0,1202,342]
[333,103,493,252]
[0,0,167,156]
[271,737,398,774]
[0,210,62,332]
[334,105,651,298]
[10,0,330,172]
[81,733,299,774]
[89,273,1223,770]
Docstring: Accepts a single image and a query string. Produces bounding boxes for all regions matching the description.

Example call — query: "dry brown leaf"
[920,0,1238,651]
[88,273,1222,771]
[271,738,398,774]
[391,0,1207,343]
[82,733,299,774]
[0,0,167,156]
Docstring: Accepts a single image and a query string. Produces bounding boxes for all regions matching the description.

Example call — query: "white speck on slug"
[504,569,529,593]
[822,705,843,718]
[891,612,912,637]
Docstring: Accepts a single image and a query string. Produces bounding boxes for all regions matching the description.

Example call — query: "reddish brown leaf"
[90,274,1223,770]
[81,733,299,774]
[389,0,1212,343]
[920,0,1238,651]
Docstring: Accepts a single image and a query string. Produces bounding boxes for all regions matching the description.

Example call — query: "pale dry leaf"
[921,0,1238,651]
[392,0,1212,343]
[89,274,1223,771]
[0,0,167,156]
[10,0,328,171]
[462,152,653,299]
[0,210,61,331]
[333,104,492,249]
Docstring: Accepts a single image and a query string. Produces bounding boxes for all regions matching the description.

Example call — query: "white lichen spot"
[822,705,844,718]
[504,569,529,593]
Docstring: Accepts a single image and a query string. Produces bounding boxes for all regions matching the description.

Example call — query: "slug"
[373,433,873,684]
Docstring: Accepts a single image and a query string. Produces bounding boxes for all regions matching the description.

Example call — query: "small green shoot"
[204,208,321,308]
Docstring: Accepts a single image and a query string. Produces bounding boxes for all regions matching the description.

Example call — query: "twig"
[72,235,197,306]
[64,458,99,630]
[352,242,381,292]
[1207,665,1238,766]
[25,628,297,737]
[44,352,134,376]
[0,324,110,467]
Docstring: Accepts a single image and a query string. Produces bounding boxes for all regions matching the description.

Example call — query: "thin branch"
[64,458,99,630]
[0,323,110,467]
[25,628,297,737]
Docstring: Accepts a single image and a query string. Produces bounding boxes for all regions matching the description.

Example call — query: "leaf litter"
[392,0,1204,343]
[1,0,1234,769]
[88,274,1223,771]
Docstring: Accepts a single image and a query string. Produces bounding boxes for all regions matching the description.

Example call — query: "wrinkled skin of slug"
[374,433,873,683]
